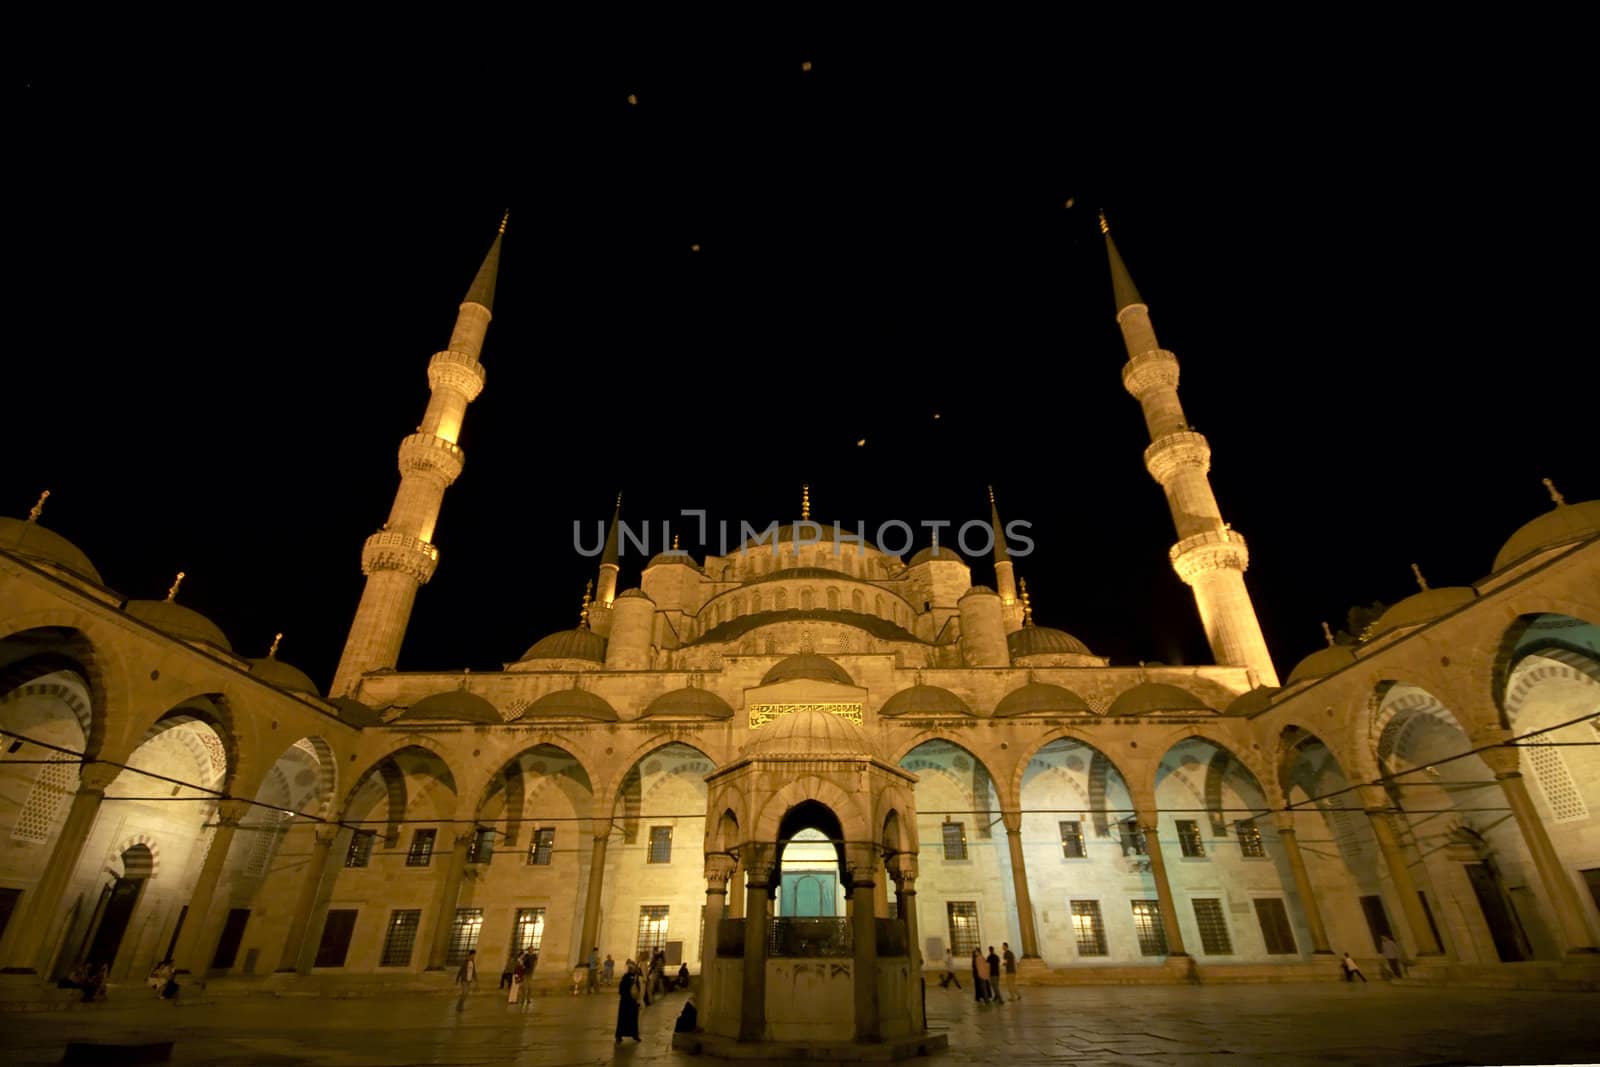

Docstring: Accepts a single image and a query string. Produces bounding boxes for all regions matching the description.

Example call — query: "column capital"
[704,851,737,888]
[215,798,254,827]
[449,829,476,849]
[1473,740,1522,778]
[313,823,343,846]
[999,809,1023,834]
[76,762,122,793]
[1357,784,1394,813]
[886,853,919,883]
[1272,811,1298,834]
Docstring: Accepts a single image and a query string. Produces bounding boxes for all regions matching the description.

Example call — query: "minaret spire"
[988,486,1021,625]
[595,493,623,606]
[330,220,501,698]
[1107,213,1279,686]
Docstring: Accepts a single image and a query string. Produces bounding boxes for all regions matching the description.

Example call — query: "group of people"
[500,948,537,1008]
[937,944,1017,1004]
[1341,935,1407,983]
[58,961,110,1003]
[613,954,697,1043]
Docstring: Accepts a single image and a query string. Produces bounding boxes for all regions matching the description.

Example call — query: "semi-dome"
[879,685,974,717]
[994,682,1094,717]
[1223,686,1281,717]
[640,687,735,720]
[1106,682,1213,717]
[248,655,319,695]
[1286,644,1357,685]
[1369,588,1476,638]
[394,691,503,724]
[1493,498,1600,573]
[519,688,619,722]
[744,707,879,758]
[125,599,232,652]
[909,545,966,566]
[761,653,854,687]
[1008,626,1093,658]
[0,517,103,583]
[519,627,606,663]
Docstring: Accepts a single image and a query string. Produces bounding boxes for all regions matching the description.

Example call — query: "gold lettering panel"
[748,702,864,729]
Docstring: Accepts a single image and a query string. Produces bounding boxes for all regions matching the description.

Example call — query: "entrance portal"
[779,827,841,917]
[84,844,154,970]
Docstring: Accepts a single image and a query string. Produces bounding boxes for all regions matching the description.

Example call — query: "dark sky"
[8,29,1596,693]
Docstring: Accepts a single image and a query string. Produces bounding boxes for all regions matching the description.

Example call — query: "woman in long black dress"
[615,959,642,1043]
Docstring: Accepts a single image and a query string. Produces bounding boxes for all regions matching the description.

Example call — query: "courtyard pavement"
[2,978,1596,1066]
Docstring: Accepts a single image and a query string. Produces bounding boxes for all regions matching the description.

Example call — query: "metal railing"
[768,917,852,957]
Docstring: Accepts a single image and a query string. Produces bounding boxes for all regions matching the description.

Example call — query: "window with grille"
[1528,743,1589,822]
[1253,897,1297,954]
[1060,820,1086,859]
[1192,898,1232,955]
[1131,900,1168,955]
[511,907,546,957]
[528,827,555,866]
[346,831,374,868]
[1235,820,1266,858]
[1176,820,1206,858]
[942,822,968,861]
[1118,818,1147,856]
[637,906,670,962]
[446,908,483,966]
[380,909,422,967]
[946,901,980,957]
[314,909,358,968]
[1070,900,1107,956]
[406,829,436,867]
[648,826,673,863]
[10,754,73,843]
[467,828,495,864]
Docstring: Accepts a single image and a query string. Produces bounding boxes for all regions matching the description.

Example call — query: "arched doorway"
[84,843,154,970]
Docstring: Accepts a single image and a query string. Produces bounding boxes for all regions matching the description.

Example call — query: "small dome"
[1493,499,1600,573]
[616,588,653,601]
[641,687,735,720]
[521,687,618,721]
[761,653,854,687]
[1008,626,1093,658]
[745,707,878,758]
[1286,644,1357,685]
[880,685,974,717]
[248,656,319,695]
[645,551,702,571]
[959,585,997,600]
[395,691,503,725]
[994,682,1094,717]
[1106,682,1213,717]
[1369,588,1476,638]
[1224,686,1281,717]
[125,599,232,652]
[519,627,606,663]
[909,545,967,566]
[0,518,103,583]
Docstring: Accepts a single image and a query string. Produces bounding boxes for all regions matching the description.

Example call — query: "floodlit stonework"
[2,222,1598,1046]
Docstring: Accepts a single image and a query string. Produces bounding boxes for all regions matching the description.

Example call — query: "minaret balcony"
[1143,431,1211,484]
[398,433,466,485]
[427,349,486,401]
[361,531,441,584]
[1169,528,1249,585]
[1121,349,1179,398]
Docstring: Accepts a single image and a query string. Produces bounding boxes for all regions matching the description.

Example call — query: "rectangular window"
[1254,897,1298,954]
[467,828,495,864]
[1070,900,1107,957]
[942,822,968,861]
[314,909,358,968]
[345,831,375,868]
[946,901,980,957]
[1118,818,1147,857]
[1192,898,1233,955]
[647,826,673,864]
[511,907,546,957]
[446,908,484,967]
[380,909,422,967]
[1176,820,1206,858]
[1131,900,1168,956]
[528,827,555,866]
[406,829,436,867]
[1059,820,1086,859]
[211,908,251,969]
[1235,820,1266,858]
[637,905,670,963]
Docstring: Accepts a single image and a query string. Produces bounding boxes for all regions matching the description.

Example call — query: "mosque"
[2,214,1597,1038]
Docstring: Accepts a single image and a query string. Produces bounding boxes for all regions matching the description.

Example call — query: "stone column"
[739,847,773,1042]
[424,830,472,970]
[889,856,923,1032]
[578,822,611,975]
[1273,812,1332,954]
[1360,786,1442,955]
[848,846,881,1042]
[173,798,253,974]
[1000,811,1041,958]
[702,852,735,973]
[1477,743,1599,954]
[276,824,342,973]
[2,763,119,973]
[728,853,745,919]
[1137,808,1189,957]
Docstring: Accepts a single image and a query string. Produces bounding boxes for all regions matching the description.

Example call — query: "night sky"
[9,31,1596,694]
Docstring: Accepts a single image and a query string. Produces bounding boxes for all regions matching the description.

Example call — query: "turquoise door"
[780,873,837,916]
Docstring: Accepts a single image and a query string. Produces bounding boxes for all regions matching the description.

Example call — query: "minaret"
[596,494,622,606]
[330,216,504,698]
[1102,211,1279,686]
[988,486,1022,631]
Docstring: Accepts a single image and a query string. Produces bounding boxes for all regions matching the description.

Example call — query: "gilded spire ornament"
[1543,477,1566,506]
[166,572,186,602]
[268,632,283,658]
[579,580,593,629]
[1098,209,1110,235]
[801,484,811,521]
[1411,563,1429,592]
[1019,577,1034,627]
[27,490,49,523]
[498,210,509,235]
[987,484,995,505]
[1321,621,1334,647]
[672,534,680,550]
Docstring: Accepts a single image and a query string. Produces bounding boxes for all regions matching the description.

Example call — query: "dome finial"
[166,571,186,602]
[1542,477,1566,507]
[26,489,49,523]
[1019,577,1034,627]
[801,484,811,521]
[987,484,995,505]
[268,632,283,658]
[498,210,509,236]
[1410,562,1429,592]
[1098,209,1110,235]
[1321,621,1334,647]
[672,533,680,550]
[579,579,593,629]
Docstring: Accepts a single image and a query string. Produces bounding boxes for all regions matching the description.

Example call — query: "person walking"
[1001,942,1019,1001]
[986,946,1005,1005]
[1340,951,1367,983]
[970,947,986,1002]
[938,947,961,989]
[517,951,536,1009]
[500,950,517,991]
[507,956,525,1005]
[455,949,478,1011]
[588,946,601,993]
[1380,935,1405,979]
[615,959,643,1043]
